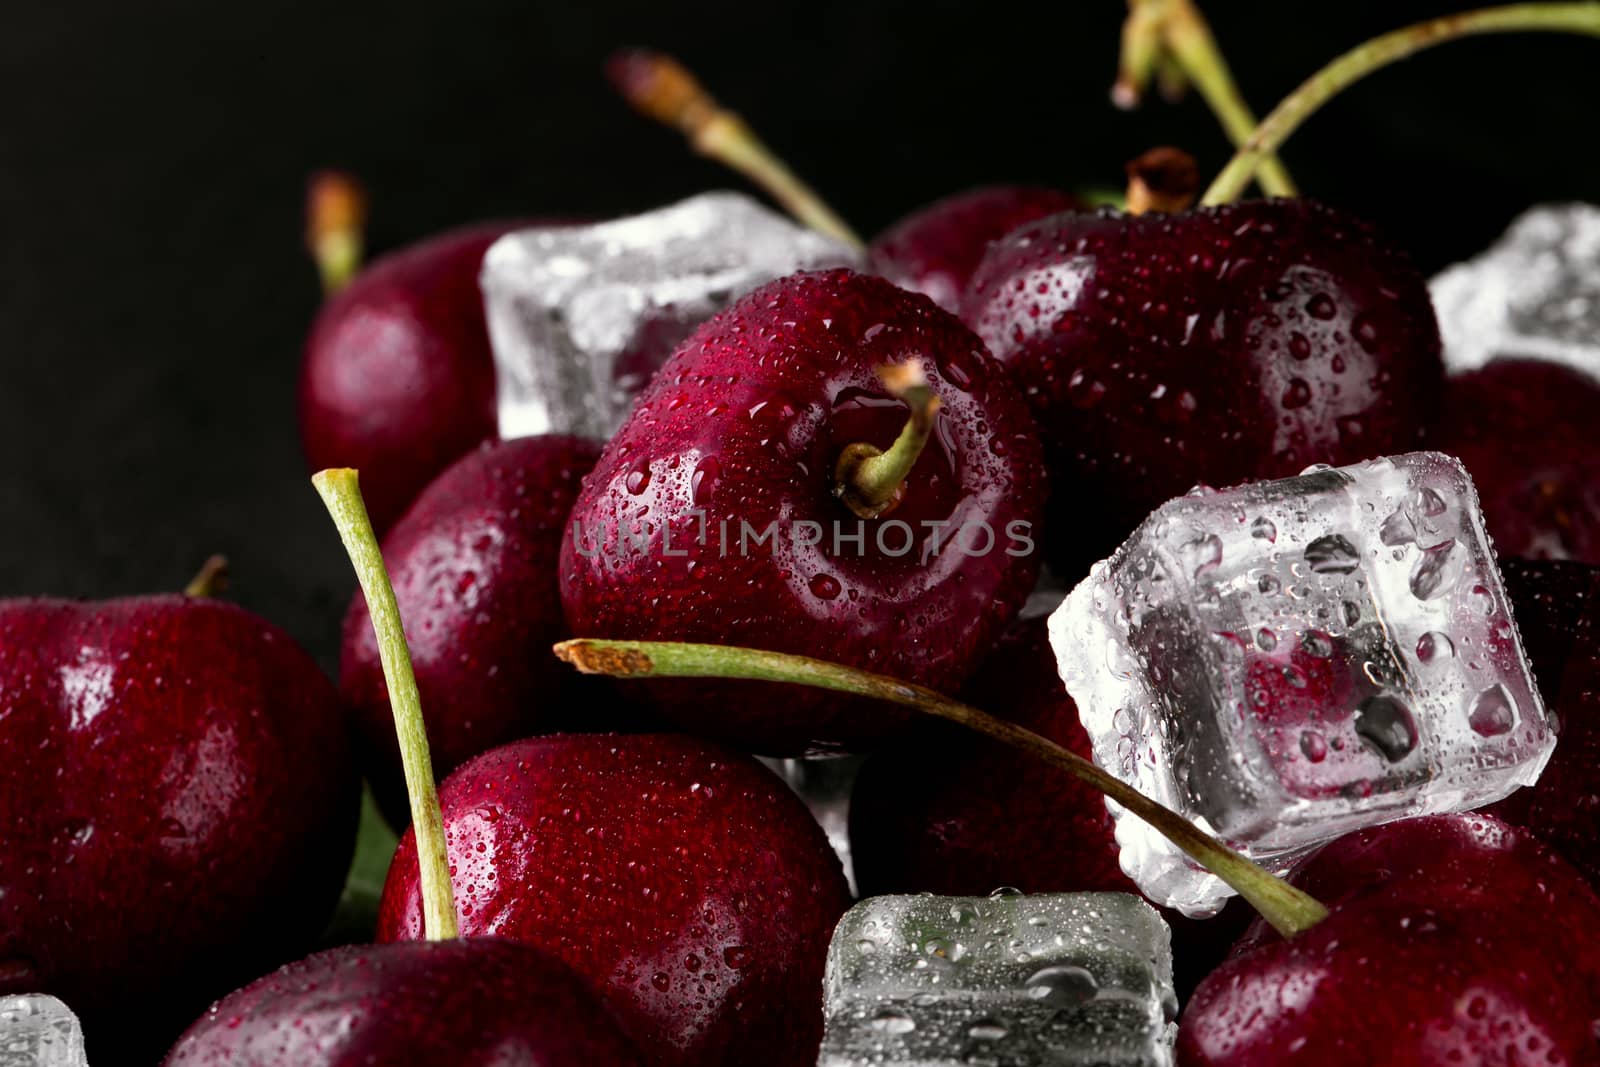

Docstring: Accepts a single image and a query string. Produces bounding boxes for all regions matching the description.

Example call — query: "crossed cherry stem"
[554,636,1331,939]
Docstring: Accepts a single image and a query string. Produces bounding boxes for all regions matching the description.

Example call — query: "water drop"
[1280,378,1312,409]
[1300,731,1329,762]
[1469,685,1517,737]
[1024,965,1099,1005]
[1251,517,1277,543]
[1256,628,1279,652]
[967,1019,1009,1041]
[809,574,842,600]
[868,1008,916,1034]
[1301,630,1333,658]
[1354,695,1418,761]
[1409,539,1459,600]
[1305,534,1359,575]
[1306,293,1337,320]
[1416,632,1454,663]
[625,462,652,496]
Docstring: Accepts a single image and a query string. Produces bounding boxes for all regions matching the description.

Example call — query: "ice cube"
[481,191,863,440]
[759,754,864,896]
[1430,203,1600,376]
[1051,452,1553,916]
[0,995,87,1067]
[819,890,1177,1066]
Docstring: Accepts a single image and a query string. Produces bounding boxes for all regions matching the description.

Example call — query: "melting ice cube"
[819,891,1177,1066]
[1430,203,1600,376]
[1050,452,1553,916]
[481,191,863,441]
[0,995,87,1067]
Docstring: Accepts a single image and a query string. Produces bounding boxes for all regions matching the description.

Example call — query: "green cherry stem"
[306,171,366,296]
[605,49,864,249]
[1203,2,1600,205]
[553,637,1331,939]
[834,361,942,520]
[182,555,230,598]
[1116,0,1297,197]
[313,468,457,941]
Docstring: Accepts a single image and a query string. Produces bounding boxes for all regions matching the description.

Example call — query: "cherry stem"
[312,468,457,941]
[182,555,230,598]
[1203,2,1600,206]
[605,49,864,249]
[1117,0,1297,197]
[834,361,942,520]
[553,637,1332,939]
[306,171,367,296]
[1124,146,1201,215]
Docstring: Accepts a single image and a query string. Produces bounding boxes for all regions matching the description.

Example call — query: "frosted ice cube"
[759,754,863,896]
[482,191,863,440]
[0,995,87,1067]
[820,891,1177,1066]
[1051,452,1553,916]
[1431,203,1600,376]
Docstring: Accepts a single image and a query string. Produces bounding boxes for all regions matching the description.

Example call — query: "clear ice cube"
[1050,452,1553,916]
[1430,203,1600,376]
[0,995,87,1067]
[820,891,1177,1066]
[481,191,863,440]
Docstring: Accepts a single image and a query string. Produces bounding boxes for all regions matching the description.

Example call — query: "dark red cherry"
[558,268,1047,755]
[962,200,1443,569]
[375,733,850,1067]
[1181,814,1600,1065]
[1484,558,1600,891]
[162,939,642,1066]
[299,222,521,534]
[0,595,357,1061]
[869,186,1081,314]
[340,434,648,824]
[1429,358,1600,564]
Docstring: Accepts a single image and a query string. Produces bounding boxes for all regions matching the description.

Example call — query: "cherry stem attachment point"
[605,49,864,249]
[182,555,230,598]
[1117,0,1297,197]
[553,637,1332,939]
[306,171,367,296]
[834,361,942,520]
[1125,146,1201,215]
[1203,2,1600,206]
[312,468,457,941]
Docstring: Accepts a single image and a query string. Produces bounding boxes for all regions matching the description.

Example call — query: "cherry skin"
[1180,814,1600,1065]
[869,185,1081,314]
[1429,358,1600,564]
[340,433,648,824]
[375,733,851,1067]
[0,595,357,1062]
[559,268,1047,755]
[1483,558,1600,891]
[162,938,641,1066]
[299,222,522,535]
[962,200,1442,570]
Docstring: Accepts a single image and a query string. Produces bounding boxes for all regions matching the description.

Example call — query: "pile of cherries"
[6,6,1600,1065]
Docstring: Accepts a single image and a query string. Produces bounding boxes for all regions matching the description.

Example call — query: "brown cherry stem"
[313,468,457,941]
[1203,2,1600,205]
[1124,146,1201,215]
[182,555,230,598]
[553,637,1331,939]
[605,49,864,248]
[834,361,941,520]
[306,170,367,296]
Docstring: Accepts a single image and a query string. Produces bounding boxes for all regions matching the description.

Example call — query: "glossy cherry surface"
[869,185,1080,314]
[0,595,357,1062]
[163,938,642,1066]
[559,269,1046,754]
[299,222,520,534]
[1485,558,1600,890]
[1430,358,1600,564]
[962,200,1442,569]
[1181,814,1600,1065]
[341,433,638,823]
[376,733,851,1067]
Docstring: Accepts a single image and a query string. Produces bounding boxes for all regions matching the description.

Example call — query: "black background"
[3,0,1594,670]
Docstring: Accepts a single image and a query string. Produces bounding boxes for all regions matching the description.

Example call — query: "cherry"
[868,186,1081,314]
[162,939,642,1066]
[962,199,1443,569]
[1181,814,1600,1064]
[299,220,526,535]
[163,470,640,1066]
[0,590,358,1061]
[1483,558,1600,890]
[1428,358,1600,564]
[339,434,648,824]
[376,733,851,1066]
[559,268,1046,755]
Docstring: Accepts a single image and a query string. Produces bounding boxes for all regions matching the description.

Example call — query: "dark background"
[3,0,1594,671]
